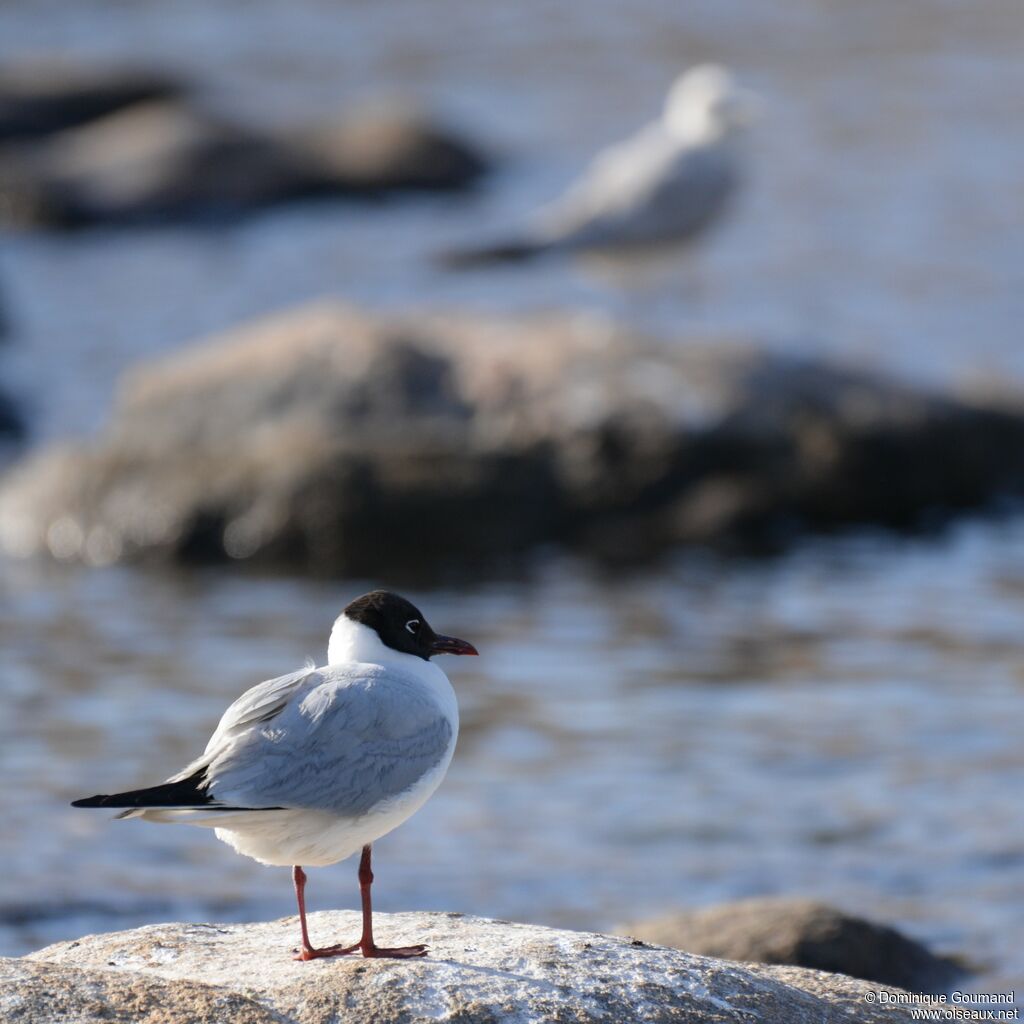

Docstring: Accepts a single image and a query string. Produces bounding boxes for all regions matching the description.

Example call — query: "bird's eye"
[405,619,421,635]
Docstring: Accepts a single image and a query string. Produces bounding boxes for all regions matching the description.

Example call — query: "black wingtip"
[70,770,215,810]
[71,794,111,808]
[434,239,542,269]
[70,771,285,813]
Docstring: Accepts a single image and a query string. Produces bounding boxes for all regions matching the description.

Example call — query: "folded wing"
[205,664,455,818]
[538,131,738,251]
[72,666,319,814]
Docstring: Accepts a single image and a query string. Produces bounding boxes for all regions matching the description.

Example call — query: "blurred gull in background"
[441,64,757,269]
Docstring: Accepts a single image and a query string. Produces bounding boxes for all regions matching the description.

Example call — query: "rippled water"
[1,0,1023,998]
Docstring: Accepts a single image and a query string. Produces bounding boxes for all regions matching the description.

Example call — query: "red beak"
[430,634,479,657]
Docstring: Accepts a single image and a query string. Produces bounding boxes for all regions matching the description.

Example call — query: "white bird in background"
[73,590,478,961]
[441,64,758,268]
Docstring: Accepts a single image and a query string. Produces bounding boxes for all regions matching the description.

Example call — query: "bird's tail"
[72,770,281,819]
[434,238,547,268]
[71,770,217,819]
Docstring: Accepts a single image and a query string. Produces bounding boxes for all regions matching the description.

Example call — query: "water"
[0,0,1023,997]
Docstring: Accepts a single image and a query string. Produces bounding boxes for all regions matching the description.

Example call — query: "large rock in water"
[621,899,961,994]
[287,99,488,195]
[0,391,24,442]
[1,912,927,1022]
[2,301,1024,574]
[0,100,316,227]
[0,281,25,442]
[0,61,182,142]
[0,97,487,227]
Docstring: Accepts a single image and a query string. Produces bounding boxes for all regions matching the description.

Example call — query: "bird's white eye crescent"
[405,619,421,635]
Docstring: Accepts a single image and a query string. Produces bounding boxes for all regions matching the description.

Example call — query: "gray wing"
[166,666,318,784]
[205,664,454,817]
[538,131,739,251]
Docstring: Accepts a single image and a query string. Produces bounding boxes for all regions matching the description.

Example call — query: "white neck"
[328,615,459,724]
[328,616,405,668]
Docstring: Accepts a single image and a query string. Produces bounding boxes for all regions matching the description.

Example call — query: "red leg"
[292,865,359,961]
[357,845,427,959]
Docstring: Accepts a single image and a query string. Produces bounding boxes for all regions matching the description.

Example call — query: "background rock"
[3,912,925,1023]
[0,392,25,442]
[0,61,182,142]
[621,898,962,994]
[288,99,489,194]
[0,83,488,227]
[0,280,25,443]
[0,100,316,227]
[3,301,1024,574]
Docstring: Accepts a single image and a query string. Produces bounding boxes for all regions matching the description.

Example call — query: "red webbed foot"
[361,943,428,959]
[293,940,360,961]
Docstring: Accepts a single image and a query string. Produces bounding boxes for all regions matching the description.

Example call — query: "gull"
[440,64,757,267]
[72,590,477,961]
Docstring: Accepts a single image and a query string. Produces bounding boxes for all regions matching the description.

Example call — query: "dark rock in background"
[287,100,489,195]
[2,301,1023,573]
[0,101,318,227]
[0,392,25,442]
[620,898,964,994]
[0,62,488,227]
[0,61,183,142]
[0,281,25,442]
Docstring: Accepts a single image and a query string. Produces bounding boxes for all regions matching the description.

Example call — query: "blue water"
[0,0,1022,998]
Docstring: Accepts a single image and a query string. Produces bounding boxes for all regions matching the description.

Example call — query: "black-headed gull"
[73,590,477,961]
[442,64,757,266]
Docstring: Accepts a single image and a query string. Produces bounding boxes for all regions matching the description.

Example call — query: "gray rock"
[620,898,962,994]
[0,100,318,227]
[2,912,926,1023]
[0,390,24,441]
[288,99,488,195]
[0,61,182,142]
[0,280,23,440]
[2,301,1023,573]
[0,97,487,227]
[0,344,21,447]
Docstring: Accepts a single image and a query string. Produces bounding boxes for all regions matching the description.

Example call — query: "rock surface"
[0,61,182,142]
[2,912,926,1023]
[0,282,23,441]
[1,100,315,226]
[3,301,1024,574]
[0,87,487,227]
[288,100,488,194]
[0,390,24,442]
[621,898,962,994]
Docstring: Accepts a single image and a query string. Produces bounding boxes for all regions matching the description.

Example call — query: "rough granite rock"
[621,898,962,994]
[1,912,927,1023]
[2,301,1024,574]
